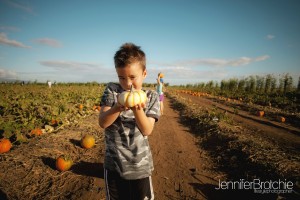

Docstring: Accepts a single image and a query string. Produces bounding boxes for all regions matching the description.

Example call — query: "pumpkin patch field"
[0,83,107,199]
[0,83,103,144]
[0,82,300,199]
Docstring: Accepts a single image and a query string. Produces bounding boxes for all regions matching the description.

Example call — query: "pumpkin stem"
[63,154,72,161]
[130,84,133,93]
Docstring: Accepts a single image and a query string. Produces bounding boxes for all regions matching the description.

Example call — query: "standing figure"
[99,43,160,200]
[156,72,164,115]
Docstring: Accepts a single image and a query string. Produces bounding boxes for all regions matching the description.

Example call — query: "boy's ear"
[143,70,147,78]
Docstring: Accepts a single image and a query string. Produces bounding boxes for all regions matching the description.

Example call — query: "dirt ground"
[0,96,299,199]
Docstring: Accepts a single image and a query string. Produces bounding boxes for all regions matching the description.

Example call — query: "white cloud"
[150,55,270,68]
[266,34,275,40]
[0,32,31,48]
[147,65,228,85]
[21,62,114,82]
[147,55,270,85]
[40,60,103,71]
[0,26,20,32]
[33,38,62,47]
[4,0,34,14]
[0,68,18,80]
[253,55,270,61]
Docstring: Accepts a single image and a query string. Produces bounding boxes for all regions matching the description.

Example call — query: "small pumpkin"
[51,119,59,126]
[56,155,73,172]
[79,104,84,110]
[0,138,12,153]
[118,89,147,108]
[93,105,101,111]
[257,111,265,117]
[31,128,43,136]
[81,134,95,149]
[277,116,286,123]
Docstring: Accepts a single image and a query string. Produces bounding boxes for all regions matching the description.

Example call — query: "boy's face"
[116,62,147,91]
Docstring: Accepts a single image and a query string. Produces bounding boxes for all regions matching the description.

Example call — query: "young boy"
[99,43,160,200]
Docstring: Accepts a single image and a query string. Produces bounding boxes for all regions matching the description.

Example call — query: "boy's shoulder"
[144,88,159,97]
[105,82,123,92]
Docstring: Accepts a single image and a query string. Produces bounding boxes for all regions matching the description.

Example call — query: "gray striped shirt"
[100,82,160,180]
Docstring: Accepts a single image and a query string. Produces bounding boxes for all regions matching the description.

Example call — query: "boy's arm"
[99,104,122,128]
[132,106,155,136]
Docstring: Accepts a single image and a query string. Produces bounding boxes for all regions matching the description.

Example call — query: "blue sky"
[0,0,299,85]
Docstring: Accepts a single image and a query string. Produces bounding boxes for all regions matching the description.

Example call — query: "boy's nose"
[126,81,132,89]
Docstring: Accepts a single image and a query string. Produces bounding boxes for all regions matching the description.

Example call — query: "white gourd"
[118,90,147,107]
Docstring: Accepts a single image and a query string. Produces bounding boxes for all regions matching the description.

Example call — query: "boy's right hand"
[115,103,129,112]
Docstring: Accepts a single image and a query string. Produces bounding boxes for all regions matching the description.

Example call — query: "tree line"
[178,74,299,95]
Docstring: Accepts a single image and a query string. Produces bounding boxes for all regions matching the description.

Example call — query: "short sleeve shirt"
[156,82,163,95]
[100,82,160,180]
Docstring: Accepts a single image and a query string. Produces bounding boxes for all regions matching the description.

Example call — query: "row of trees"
[180,74,299,95]
[176,74,300,111]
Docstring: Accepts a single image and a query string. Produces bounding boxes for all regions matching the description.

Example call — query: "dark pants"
[104,168,154,200]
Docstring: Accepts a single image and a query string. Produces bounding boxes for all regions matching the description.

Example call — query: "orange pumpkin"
[31,128,43,136]
[56,155,73,172]
[277,116,286,123]
[79,104,84,110]
[118,89,147,108]
[93,105,101,111]
[0,139,12,153]
[81,134,95,149]
[257,111,265,117]
[51,119,58,126]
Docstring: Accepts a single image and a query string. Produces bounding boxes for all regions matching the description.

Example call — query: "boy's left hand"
[131,102,146,111]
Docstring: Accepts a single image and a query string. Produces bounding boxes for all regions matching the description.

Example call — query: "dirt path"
[149,98,222,199]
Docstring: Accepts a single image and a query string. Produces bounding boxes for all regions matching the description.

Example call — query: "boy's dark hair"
[114,43,146,70]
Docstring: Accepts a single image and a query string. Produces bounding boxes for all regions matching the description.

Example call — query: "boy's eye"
[118,76,136,81]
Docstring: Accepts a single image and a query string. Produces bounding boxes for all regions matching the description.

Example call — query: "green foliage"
[172,74,299,112]
[0,84,104,143]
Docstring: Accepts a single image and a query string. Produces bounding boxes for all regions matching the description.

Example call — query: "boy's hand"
[131,102,146,111]
[114,102,130,112]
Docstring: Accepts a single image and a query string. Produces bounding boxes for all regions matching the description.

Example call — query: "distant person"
[156,72,164,115]
[99,43,160,200]
[47,81,52,88]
